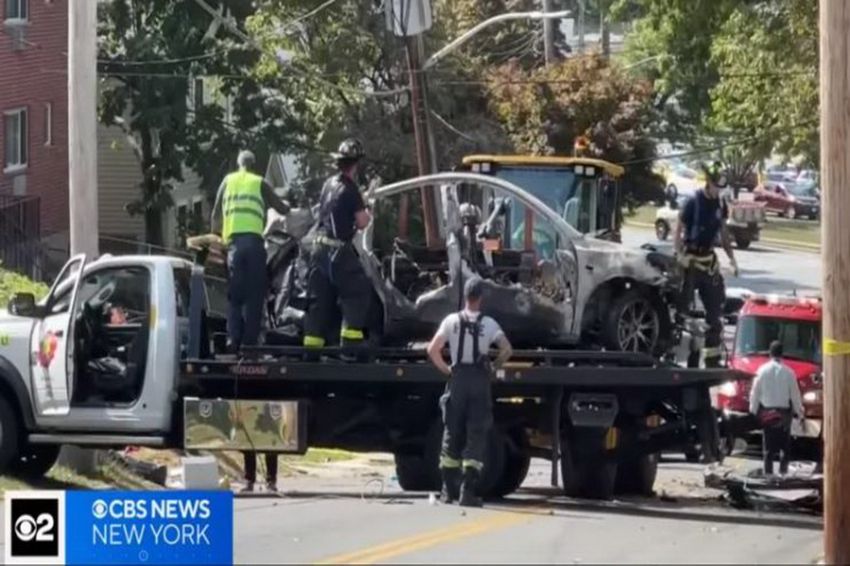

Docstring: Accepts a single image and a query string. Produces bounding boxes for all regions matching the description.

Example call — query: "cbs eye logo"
[9,497,59,558]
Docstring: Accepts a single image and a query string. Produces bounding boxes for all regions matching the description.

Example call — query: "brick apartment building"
[1,0,69,265]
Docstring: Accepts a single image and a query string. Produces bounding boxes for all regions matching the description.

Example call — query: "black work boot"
[440,467,461,504]
[459,467,483,508]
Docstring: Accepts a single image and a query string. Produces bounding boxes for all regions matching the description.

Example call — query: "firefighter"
[211,150,290,351]
[302,138,373,353]
[673,162,739,368]
[426,277,513,507]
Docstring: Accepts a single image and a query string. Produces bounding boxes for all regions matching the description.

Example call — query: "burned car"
[265,173,680,355]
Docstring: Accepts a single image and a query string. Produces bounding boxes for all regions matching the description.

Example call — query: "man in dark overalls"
[427,278,513,507]
[673,162,739,368]
[302,139,373,354]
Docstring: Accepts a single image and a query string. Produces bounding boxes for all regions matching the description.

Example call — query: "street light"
[423,10,572,70]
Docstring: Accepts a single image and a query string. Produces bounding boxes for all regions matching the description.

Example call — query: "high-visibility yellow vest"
[222,170,265,243]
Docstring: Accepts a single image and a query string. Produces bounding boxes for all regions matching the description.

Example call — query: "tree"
[98,0,295,246]
[613,0,738,144]
[707,0,817,166]
[485,53,662,202]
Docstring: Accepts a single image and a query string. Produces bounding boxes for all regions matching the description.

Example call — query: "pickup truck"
[0,248,746,500]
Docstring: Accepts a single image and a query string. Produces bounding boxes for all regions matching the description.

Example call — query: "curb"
[625,221,821,254]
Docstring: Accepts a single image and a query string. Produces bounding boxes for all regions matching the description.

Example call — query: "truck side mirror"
[8,292,40,318]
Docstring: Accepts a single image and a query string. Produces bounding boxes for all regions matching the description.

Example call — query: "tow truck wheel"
[0,395,21,474]
[615,452,659,496]
[560,428,618,500]
[487,429,530,498]
[786,206,797,220]
[14,445,61,479]
[394,421,442,491]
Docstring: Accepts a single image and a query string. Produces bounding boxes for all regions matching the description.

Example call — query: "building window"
[4,0,27,21]
[44,102,53,146]
[4,108,28,172]
[193,197,203,220]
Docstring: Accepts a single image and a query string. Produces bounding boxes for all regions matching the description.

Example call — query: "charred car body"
[265,173,684,355]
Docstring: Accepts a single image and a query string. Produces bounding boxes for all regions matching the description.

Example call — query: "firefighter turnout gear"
[436,310,504,507]
[302,173,371,350]
[222,170,266,244]
[677,188,729,368]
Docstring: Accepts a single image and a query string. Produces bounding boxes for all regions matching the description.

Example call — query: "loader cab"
[460,154,625,251]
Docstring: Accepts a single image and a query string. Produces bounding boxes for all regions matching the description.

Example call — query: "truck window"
[173,267,193,318]
[74,266,150,324]
[735,316,821,364]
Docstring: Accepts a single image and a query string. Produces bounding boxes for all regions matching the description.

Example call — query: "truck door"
[29,255,86,416]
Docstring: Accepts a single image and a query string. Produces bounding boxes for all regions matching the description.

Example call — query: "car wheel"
[734,235,751,250]
[0,396,21,474]
[786,206,797,220]
[14,445,60,480]
[655,220,670,241]
[603,289,663,355]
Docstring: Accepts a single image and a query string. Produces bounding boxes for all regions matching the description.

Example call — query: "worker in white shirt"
[749,340,805,475]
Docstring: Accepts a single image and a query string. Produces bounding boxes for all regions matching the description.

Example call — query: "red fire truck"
[716,294,823,453]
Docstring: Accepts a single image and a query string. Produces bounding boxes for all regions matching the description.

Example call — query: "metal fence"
[0,194,43,280]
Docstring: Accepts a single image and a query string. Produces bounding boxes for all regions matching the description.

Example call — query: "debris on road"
[705,462,822,513]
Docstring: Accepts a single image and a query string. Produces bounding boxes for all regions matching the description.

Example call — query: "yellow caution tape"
[824,339,850,356]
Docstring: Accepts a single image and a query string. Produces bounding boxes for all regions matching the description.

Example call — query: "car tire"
[14,445,60,480]
[602,289,665,355]
[786,206,797,220]
[734,235,751,250]
[655,220,670,241]
[0,395,21,474]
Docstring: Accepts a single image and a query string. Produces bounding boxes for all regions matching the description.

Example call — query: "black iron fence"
[0,194,43,280]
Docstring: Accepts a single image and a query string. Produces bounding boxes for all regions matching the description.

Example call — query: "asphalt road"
[0,456,823,564]
[621,227,822,294]
[229,457,821,564]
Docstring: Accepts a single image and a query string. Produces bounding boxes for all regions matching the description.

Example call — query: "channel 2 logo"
[4,491,65,564]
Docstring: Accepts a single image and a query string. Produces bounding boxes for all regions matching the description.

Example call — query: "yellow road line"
[313,510,532,565]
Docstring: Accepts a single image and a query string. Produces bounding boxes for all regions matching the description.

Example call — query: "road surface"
[233,457,821,564]
[622,227,822,294]
[0,456,823,564]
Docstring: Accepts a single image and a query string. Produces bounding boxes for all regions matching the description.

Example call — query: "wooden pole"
[68,0,99,257]
[542,0,556,66]
[820,1,850,563]
[403,34,439,247]
[61,0,99,475]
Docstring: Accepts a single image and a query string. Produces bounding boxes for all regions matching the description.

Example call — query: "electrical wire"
[278,0,343,32]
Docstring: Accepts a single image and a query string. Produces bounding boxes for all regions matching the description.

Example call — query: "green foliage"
[708,0,817,165]
[98,0,295,245]
[0,266,48,307]
[486,53,663,201]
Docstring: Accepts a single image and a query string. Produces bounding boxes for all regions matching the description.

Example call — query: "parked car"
[662,164,703,197]
[754,181,820,220]
[267,172,688,356]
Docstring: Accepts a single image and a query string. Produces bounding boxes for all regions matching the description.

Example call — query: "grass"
[625,205,821,246]
[0,466,110,498]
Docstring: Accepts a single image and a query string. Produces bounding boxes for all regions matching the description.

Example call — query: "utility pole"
[68,0,99,258]
[599,0,610,58]
[62,0,99,475]
[577,0,586,55]
[542,0,556,66]
[821,1,850,563]
[403,34,439,247]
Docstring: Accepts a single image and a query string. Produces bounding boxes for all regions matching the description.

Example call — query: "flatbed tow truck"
[0,249,745,501]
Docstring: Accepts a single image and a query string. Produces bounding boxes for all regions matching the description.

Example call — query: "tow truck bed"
[179,346,738,389]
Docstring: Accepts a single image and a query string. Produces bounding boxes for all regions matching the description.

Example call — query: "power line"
[278,0,342,31]
[97,52,219,66]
